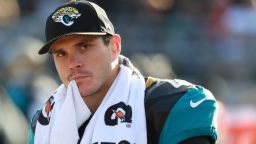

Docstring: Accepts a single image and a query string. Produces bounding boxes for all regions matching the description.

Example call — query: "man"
[28,0,218,144]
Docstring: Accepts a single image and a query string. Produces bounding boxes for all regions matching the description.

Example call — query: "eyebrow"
[50,44,61,54]
[73,37,98,47]
[74,41,88,47]
[51,48,63,54]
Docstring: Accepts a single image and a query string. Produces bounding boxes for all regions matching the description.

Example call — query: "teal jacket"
[144,77,217,144]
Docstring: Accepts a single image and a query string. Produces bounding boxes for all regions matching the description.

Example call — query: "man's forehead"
[52,35,99,46]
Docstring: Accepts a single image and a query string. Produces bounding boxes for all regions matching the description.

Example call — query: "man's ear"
[111,34,121,60]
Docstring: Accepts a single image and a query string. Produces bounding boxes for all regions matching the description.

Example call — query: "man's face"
[51,35,120,97]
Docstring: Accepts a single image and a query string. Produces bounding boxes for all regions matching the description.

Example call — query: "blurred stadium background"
[1,0,256,143]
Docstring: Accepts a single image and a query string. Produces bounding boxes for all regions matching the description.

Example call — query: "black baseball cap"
[38,0,115,55]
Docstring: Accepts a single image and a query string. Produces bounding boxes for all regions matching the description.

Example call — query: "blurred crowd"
[1,0,256,143]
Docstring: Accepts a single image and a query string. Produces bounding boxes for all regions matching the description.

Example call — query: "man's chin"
[77,84,91,97]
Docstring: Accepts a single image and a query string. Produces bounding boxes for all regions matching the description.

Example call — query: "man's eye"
[80,44,91,50]
[54,51,65,57]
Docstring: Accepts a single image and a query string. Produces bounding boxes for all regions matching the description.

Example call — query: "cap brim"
[38,32,108,55]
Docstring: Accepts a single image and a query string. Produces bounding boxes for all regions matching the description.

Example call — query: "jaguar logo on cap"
[52,7,81,26]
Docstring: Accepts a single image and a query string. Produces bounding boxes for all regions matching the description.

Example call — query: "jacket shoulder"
[144,77,194,143]
[145,77,193,101]
[144,77,218,144]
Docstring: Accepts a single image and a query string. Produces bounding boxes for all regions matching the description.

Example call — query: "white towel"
[34,64,147,144]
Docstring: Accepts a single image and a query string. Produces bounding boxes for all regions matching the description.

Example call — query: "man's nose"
[68,54,83,69]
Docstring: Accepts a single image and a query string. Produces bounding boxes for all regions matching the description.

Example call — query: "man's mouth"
[69,75,89,82]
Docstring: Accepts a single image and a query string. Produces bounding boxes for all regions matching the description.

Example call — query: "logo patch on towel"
[52,7,81,26]
[104,102,132,126]
[38,96,55,125]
